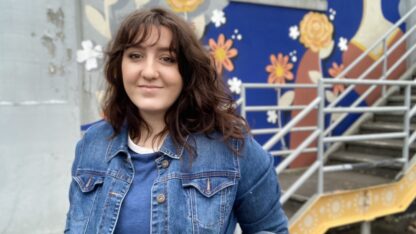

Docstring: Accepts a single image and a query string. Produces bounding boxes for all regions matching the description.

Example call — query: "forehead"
[132,26,173,48]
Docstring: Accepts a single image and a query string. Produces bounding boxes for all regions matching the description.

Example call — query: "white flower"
[76,40,103,71]
[267,110,278,124]
[291,56,297,63]
[211,9,226,28]
[227,77,242,94]
[236,34,242,40]
[329,14,335,21]
[289,25,300,40]
[338,37,348,51]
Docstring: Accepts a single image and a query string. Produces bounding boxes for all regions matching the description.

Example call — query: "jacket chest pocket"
[182,174,237,230]
[70,170,106,221]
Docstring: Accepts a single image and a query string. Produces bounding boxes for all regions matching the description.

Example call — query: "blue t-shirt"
[114,150,158,233]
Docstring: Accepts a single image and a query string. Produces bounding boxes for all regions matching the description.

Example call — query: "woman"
[65,8,288,234]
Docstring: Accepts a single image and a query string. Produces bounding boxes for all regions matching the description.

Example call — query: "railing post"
[241,84,246,119]
[403,85,411,170]
[382,38,388,95]
[317,78,325,194]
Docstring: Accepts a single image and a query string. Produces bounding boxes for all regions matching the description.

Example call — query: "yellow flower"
[299,12,334,52]
[266,53,294,84]
[328,62,345,96]
[209,34,238,74]
[166,0,203,13]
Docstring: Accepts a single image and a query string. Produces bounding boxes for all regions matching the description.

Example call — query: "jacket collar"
[106,124,186,162]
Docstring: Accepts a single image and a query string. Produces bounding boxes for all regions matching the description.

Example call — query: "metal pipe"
[245,105,309,112]
[324,132,406,143]
[409,131,416,145]
[243,83,318,89]
[270,147,317,156]
[382,38,388,95]
[403,85,411,170]
[263,98,321,151]
[275,129,321,173]
[409,105,416,118]
[384,42,416,78]
[331,5,416,81]
[251,126,316,135]
[240,85,246,119]
[327,23,416,109]
[324,106,407,113]
[323,159,404,172]
[279,161,320,204]
[323,79,416,86]
[317,78,325,194]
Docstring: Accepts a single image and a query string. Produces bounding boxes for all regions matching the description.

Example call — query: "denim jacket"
[64,121,288,234]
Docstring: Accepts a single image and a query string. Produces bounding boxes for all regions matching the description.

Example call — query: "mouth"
[138,85,162,89]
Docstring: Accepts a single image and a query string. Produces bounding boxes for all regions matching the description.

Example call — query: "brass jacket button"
[161,160,169,168]
[156,194,166,204]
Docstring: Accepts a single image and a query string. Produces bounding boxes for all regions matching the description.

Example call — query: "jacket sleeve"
[64,138,84,234]
[234,136,289,234]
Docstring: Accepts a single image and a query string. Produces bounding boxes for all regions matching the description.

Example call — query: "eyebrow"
[128,45,173,53]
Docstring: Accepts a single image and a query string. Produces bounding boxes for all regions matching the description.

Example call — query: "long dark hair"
[102,8,248,155]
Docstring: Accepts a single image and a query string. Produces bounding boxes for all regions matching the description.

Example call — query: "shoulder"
[237,134,274,180]
[73,120,116,170]
[81,120,115,143]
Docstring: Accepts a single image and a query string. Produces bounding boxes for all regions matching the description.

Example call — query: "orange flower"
[328,62,345,96]
[209,34,238,74]
[265,53,294,84]
[299,12,333,52]
[166,0,203,13]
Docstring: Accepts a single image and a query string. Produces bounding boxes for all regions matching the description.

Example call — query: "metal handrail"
[324,42,416,136]
[328,23,416,109]
[320,78,416,173]
[331,5,416,82]
[262,98,321,150]
[238,5,416,207]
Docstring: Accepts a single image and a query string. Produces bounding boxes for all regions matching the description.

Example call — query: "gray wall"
[0,0,80,233]
[400,0,416,66]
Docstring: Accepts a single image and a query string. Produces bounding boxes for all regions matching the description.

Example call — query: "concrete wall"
[400,0,416,66]
[0,0,80,233]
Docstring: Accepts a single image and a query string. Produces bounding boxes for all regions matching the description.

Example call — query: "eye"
[160,56,177,64]
[127,52,143,60]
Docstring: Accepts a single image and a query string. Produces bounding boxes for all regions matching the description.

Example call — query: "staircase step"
[279,169,391,199]
[388,95,416,102]
[399,86,416,94]
[346,139,416,157]
[282,198,305,219]
[329,151,401,179]
[330,151,401,165]
[360,121,416,134]
[373,112,416,123]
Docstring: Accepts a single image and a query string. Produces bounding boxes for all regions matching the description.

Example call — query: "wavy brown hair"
[102,7,248,155]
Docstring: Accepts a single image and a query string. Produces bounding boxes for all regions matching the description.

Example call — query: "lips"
[138,85,162,89]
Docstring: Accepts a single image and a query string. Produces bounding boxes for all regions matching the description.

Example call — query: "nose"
[141,59,159,80]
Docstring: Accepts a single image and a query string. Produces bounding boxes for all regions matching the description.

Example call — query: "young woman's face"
[122,26,183,118]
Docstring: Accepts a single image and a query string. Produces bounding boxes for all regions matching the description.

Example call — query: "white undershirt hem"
[128,135,156,154]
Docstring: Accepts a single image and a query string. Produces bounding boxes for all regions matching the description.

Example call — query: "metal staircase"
[238,5,416,234]
[280,71,416,233]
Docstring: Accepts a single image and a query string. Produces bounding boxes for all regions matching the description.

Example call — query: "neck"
[135,111,167,150]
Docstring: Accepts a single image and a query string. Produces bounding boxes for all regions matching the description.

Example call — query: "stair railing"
[240,83,326,203]
[324,5,416,137]
[238,5,416,206]
[240,83,322,157]
[319,78,416,174]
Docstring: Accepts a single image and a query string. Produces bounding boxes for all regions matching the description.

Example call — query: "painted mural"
[77,0,407,167]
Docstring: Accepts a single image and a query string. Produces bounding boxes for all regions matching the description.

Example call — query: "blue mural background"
[201,0,404,156]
